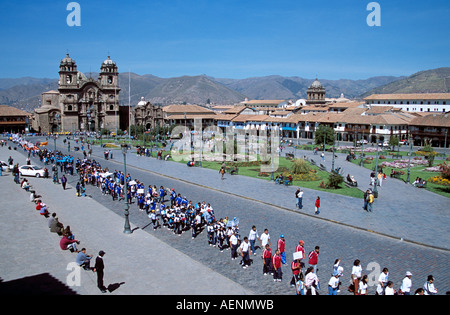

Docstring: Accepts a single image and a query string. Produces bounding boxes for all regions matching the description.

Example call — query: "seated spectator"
[21,179,30,191]
[39,202,49,217]
[75,248,94,270]
[60,234,80,252]
[49,215,64,235]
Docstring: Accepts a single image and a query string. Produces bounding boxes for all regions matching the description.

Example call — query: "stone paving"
[1,137,449,295]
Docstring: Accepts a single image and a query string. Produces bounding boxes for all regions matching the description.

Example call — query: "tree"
[388,136,399,151]
[314,125,334,148]
[417,145,437,167]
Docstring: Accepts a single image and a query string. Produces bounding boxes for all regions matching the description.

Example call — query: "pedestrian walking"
[240,237,251,268]
[248,225,259,256]
[314,196,320,214]
[308,246,320,274]
[423,275,438,295]
[296,188,303,209]
[290,259,301,287]
[95,250,107,293]
[363,189,369,211]
[376,267,389,295]
[262,244,273,275]
[399,271,413,295]
[304,266,319,295]
[229,232,239,260]
[219,167,225,180]
[277,234,286,265]
[350,259,362,295]
[367,190,374,212]
[61,175,67,190]
[260,228,271,249]
[272,249,282,282]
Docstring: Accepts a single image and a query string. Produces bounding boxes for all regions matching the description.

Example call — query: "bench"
[310,159,317,166]
[319,163,327,171]
[285,153,295,160]
[284,178,293,186]
[345,180,358,188]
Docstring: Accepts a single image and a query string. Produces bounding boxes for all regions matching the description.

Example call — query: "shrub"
[291,159,312,175]
[328,172,344,189]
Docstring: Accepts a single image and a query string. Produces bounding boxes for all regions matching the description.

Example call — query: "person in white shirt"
[240,237,251,268]
[376,268,389,295]
[304,267,319,295]
[260,229,271,249]
[248,225,259,256]
[423,275,438,295]
[358,275,369,295]
[351,259,362,295]
[384,281,395,295]
[328,274,340,295]
[399,271,413,295]
[229,232,239,260]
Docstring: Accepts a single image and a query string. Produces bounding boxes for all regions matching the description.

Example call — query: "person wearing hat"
[399,271,413,295]
[277,235,286,265]
[95,250,107,293]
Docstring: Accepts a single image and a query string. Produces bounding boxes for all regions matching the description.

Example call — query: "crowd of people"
[6,135,444,295]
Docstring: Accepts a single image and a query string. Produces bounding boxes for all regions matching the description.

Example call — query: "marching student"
[262,244,273,275]
[240,236,252,268]
[272,249,282,282]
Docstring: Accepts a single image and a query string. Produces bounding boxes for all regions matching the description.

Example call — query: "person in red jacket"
[308,246,320,274]
[277,234,286,265]
[262,244,273,275]
[272,249,282,282]
[314,196,320,215]
[60,235,80,252]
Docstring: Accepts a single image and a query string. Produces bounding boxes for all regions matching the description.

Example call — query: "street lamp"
[122,142,132,234]
[373,143,380,198]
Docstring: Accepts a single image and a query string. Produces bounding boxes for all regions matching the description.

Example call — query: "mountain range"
[0,67,449,112]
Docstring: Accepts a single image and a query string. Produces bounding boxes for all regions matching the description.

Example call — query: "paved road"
[1,138,449,295]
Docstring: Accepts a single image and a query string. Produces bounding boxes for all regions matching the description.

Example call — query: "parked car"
[357,139,368,145]
[378,140,390,148]
[400,139,409,145]
[18,165,46,178]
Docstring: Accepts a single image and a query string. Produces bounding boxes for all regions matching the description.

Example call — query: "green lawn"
[350,155,450,198]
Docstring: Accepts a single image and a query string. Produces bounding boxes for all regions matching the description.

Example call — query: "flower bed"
[381,159,428,169]
[428,176,450,186]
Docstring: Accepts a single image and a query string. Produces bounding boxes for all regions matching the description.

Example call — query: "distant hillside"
[1,67,449,113]
[361,67,450,97]
[120,74,246,106]
[214,75,404,100]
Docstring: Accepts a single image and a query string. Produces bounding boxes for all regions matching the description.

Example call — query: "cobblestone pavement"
[1,138,449,295]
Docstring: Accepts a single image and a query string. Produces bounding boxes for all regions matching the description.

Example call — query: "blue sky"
[0,0,449,80]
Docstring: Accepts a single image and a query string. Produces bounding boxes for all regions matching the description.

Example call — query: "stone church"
[35,54,121,133]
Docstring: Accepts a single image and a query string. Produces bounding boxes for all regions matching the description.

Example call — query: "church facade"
[35,54,121,133]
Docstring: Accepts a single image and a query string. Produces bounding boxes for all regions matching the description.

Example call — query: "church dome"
[61,53,75,65]
[102,56,116,65]
[137,97,147,106]
[310,78,323,89]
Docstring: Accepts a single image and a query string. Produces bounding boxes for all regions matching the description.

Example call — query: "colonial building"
[364,93,450,113]
[0,105,32,133]
[35,54,121,133]
[132,97,164,130]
